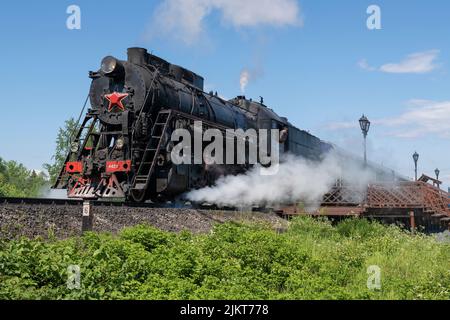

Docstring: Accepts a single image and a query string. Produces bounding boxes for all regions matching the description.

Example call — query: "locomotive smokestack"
[127,47,148,65]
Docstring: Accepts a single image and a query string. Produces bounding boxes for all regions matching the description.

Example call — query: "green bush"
[120,224,173,251]
[0,218,449,300]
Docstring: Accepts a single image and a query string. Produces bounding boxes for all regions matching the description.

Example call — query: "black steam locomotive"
[54,47,397,202]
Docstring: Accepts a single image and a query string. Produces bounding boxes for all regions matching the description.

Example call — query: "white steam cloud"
[240,69,250,93]
[239,67,264,93]
[187,152,376,208]
[40,187,68,199]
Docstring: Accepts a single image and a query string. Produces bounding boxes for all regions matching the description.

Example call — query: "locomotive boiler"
[54,47,396,202]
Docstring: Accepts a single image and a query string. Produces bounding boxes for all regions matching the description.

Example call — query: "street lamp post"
[434,168,441,189]
[435,168,440,181]
[359,115,371,166]
[413,152,419,181]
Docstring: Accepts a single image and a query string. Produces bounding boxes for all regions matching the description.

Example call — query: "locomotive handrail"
[131,66,161,140]
[69,94,90,147]
[53,114,94,188]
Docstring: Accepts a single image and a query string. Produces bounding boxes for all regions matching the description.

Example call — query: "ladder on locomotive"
[53,116,96,188]
[132,110,172,191]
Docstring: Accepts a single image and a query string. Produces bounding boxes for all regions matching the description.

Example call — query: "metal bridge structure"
[280,174,450,232]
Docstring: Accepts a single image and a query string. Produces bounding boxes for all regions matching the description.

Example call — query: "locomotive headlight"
[101,56,124,78]
[116,137,125,150]
[101,56,118,74]
[70,142,79,153]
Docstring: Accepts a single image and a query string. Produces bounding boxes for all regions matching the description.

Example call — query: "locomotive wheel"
[130,189,146,202]
[129,189,161,203]
[153,194,168,204]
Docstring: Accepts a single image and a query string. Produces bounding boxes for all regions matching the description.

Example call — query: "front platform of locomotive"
[54,48,157,200]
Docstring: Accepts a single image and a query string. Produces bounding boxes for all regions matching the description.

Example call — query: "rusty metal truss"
[322,185,367,206]
[367,182,450,215]
[320,181,450,216]
[279,180,450,230]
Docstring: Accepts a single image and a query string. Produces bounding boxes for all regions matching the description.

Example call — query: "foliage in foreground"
[0,218,449,300]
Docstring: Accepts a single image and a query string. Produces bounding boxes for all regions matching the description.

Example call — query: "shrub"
[0,219,448,300]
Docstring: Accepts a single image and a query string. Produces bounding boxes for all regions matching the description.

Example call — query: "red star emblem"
[104,92,129,112]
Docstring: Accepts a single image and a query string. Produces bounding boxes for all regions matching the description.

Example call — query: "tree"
[44,118,79,184]
[0,157,48,197]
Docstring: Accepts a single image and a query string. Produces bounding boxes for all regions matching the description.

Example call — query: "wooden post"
[409,211,416,233]
[81,201,93,232]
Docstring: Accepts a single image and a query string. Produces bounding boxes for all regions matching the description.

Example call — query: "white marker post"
[81,201,93,232]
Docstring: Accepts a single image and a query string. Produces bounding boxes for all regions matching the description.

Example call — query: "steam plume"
[187,152,376,208]
[239,67,264,93]
[240,69,250,93]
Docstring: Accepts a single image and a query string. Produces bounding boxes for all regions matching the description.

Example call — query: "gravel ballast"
[0,204,287,239]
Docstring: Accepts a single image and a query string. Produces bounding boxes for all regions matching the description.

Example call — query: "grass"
[0,217,448,300]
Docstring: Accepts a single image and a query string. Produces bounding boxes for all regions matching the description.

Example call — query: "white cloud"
[378,99,450,138]
[380,50,440,74]
[358,50,440,74]
[327,99,450,139]
[215,0,301,27]
[148,0,302,44]
[357,59,376,71]
[325,121,358,130]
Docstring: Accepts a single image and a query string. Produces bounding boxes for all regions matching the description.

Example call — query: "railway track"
[0,197,254,212]
[0,197,161,208]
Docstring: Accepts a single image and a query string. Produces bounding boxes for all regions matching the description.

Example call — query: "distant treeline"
[0,157,48,197]
[0,118,76,198]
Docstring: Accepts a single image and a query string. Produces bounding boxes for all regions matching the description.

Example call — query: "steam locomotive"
[54,47,398,202]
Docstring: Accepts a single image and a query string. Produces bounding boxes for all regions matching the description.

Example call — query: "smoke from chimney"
[240,69,250,93]
[239,66,264,93]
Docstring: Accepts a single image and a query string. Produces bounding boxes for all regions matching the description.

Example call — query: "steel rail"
[0,197,248,212]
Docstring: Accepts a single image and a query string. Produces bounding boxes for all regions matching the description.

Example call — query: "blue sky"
[1,0,450,186]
